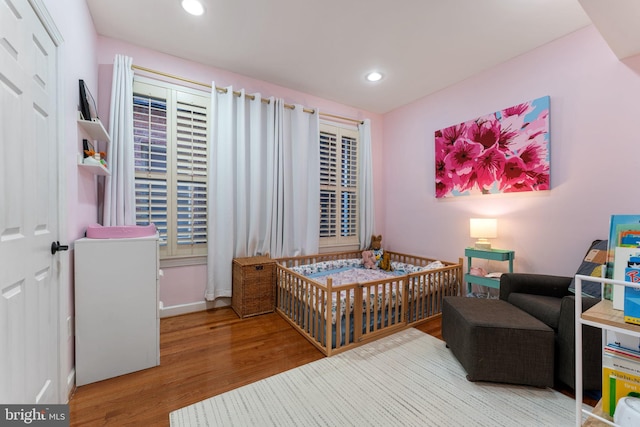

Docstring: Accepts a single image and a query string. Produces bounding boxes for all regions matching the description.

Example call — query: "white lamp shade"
[469,218,497,249]
[470,218,497,238]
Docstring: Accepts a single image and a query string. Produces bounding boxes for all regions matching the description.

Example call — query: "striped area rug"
[170,328,582,426]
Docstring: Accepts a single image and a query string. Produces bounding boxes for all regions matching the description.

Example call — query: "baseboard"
[160,298,231,318]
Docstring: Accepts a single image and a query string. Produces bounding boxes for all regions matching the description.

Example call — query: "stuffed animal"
[362,250,376,269]
[369,234,382,250]
[366,235,385,268]
[379,251,394,272]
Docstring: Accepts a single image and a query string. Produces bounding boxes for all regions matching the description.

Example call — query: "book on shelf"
[606,330,640,355]
[613,246,640,317]
[608,215,640,272]
[608,215,640,310]
[605,344,640,364]
[602,353,640,416]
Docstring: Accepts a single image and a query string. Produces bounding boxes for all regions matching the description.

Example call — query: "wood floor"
[67,308,582,426]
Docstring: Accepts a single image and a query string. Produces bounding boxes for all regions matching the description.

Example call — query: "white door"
[0,0,61,403]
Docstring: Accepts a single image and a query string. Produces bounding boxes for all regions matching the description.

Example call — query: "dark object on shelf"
[79,79,98,121]
[82,139,94,158]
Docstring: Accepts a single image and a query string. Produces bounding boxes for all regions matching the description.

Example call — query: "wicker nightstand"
[232,256,276,318]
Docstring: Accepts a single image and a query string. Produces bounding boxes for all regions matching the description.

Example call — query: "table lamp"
[470,218,497,250]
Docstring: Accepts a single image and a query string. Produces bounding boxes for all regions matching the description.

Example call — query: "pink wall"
[42,0,101,395]
[54,6,640,310]
[96,37,384,308]
[43,0,101,242]
[382,26,640,277]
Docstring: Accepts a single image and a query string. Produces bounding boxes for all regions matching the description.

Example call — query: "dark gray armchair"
[499,273,601,391]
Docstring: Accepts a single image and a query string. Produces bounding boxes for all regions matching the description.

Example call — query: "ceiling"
[85,0,639,114]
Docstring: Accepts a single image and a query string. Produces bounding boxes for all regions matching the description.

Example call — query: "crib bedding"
[308,266,401,284]
[292,258,443,277]
[275,250,463,356]
[290,260,447,323]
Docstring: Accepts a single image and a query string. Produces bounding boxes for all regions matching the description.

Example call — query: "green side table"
[464,247,515,295]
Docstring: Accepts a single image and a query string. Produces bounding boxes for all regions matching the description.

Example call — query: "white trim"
[318,244,360,254]
[134,75,210,98]
[29,0,68,404]
[159,298,231,318]
[319,117,358,131]
[66,369,75,403]
[28,0,64,46]
[160,255,206,268]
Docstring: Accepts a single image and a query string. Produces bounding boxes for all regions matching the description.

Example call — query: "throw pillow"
[568,239,608,299]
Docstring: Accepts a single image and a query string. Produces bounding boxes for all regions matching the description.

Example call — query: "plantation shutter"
[133,90,169,255]
[173,92,209,256]
[320,130,337,238]
[340,134,358,238]
[319,124,359,247]
[133,77,210,261]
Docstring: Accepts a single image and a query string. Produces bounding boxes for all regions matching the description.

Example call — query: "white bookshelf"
[575,274,640,426]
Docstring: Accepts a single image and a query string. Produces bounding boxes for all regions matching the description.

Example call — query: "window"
[319,123,359,248]
[133,77,209,260]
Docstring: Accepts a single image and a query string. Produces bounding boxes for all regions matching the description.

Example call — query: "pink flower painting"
[435,96,550,198]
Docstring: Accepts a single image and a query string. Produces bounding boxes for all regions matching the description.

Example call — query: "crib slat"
[353,285,363,342]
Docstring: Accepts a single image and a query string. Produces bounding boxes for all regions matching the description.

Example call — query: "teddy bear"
[362,250,376,269]
[363,235,385,269]
[369,234,382,250]
[379,251,394,272]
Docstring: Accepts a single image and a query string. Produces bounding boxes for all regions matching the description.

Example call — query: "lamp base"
[474,240,492,250]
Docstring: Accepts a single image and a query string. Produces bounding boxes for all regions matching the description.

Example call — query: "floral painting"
[434,96,550,198]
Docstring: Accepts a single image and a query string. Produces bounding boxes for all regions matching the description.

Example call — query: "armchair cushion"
[507,293,563,330]
[499,273,572,302]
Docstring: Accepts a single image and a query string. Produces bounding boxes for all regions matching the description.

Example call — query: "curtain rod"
[131,64,364,125]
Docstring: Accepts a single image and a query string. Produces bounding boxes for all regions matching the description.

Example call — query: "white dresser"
[74,234,160,386]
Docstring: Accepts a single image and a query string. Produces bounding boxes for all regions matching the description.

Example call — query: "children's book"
[607,331,640,353]
[608,215,640,309]
[605,344,640,363]
[613,246,640,311]
[608,215,640,277]
[602,353,640,415]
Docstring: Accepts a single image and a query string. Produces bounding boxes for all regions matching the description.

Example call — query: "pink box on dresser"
[85,223,157,239]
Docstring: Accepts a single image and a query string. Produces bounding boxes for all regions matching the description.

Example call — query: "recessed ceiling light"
[182,0,205,16]
[366,71,383,82]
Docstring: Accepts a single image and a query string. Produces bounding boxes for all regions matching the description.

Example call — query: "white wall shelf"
[77,115,111,176]
[77,117,110,143]
[575,274,640,426]
[77,153,111,176]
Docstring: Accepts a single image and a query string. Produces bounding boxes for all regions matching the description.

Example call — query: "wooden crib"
[275,250,463,356]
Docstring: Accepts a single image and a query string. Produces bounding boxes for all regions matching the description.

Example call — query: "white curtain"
[263,100,319,258]
[358,119,376,249]
[206,83,319,301]
[103,54,136,226]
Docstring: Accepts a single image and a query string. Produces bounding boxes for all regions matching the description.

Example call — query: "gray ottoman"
[442,296,554,388]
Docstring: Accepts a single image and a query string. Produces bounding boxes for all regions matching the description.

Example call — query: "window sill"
[160,255,207,268]
[318,243,361,254]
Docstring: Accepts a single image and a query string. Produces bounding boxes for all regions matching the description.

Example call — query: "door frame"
[28,0,69,402]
